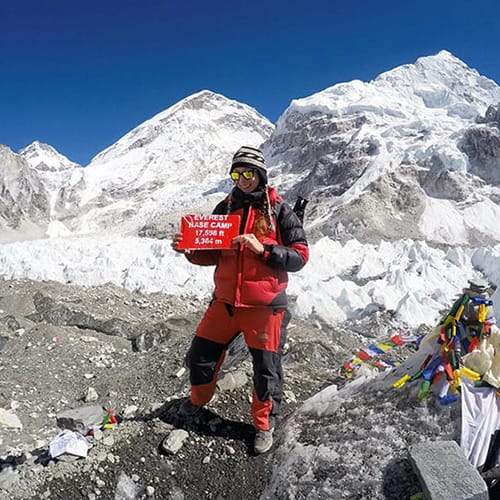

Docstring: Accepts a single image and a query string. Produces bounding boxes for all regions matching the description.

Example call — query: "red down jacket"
[186,185,309,308]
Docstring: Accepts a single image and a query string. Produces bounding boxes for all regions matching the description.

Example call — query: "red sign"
[178,214,241,250]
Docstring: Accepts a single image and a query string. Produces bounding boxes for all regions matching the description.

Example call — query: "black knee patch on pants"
[250,348,283,417]
[187,336,226,386]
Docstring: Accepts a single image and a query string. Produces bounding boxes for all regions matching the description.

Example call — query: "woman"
[171,146,309,454]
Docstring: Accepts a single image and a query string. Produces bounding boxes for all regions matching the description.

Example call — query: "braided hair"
[253,186,275,238]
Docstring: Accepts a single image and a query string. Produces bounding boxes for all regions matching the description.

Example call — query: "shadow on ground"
[382,457,421,499]
[137,398,257,455]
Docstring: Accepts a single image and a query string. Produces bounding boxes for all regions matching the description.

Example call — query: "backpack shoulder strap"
[271,198,284,245]
[272,198,283,219]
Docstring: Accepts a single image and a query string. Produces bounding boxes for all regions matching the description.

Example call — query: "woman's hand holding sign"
[171,232,191,255]
[232,233,265,255]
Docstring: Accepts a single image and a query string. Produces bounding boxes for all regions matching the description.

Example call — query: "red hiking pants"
[186,300,285,431]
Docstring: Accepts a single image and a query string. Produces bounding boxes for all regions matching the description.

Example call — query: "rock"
[208,417,222,427]
[0,315,22,332]
[93,429,103,441]
[0,466,20,490]
[131,322,171,352]
[102,435,114,447]
[409,440,488,500]
[461,125,500,185]
[56,405,103,433]
[55,453,80,463]
[115,472,141,500]
[123,405,138,418]
[0,277,366,498]
[217,370,248,392]
[80,335,100,343]
[84,387,99,403]
[161,429,189,455]
[0,408,22,429]
[477,102,500,126]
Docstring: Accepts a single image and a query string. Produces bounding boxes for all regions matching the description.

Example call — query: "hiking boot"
[178,398,201,417]
[254,428,274,454]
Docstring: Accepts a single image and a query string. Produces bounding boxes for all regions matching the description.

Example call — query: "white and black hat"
[231,146,268,185]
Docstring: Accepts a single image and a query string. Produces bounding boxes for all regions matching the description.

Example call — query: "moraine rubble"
[0,277,385,499]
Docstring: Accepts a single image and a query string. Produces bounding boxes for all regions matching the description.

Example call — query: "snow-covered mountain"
[19,140,80,173]
[67,90,274,235]
[264,50,500,245]
[2,53,500,246]
[0,91,273,238]
[18,141,84,220]
[0,142,82,242]
[0,146,50,242]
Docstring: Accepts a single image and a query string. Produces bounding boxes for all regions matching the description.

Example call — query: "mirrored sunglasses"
[230,169,256,181]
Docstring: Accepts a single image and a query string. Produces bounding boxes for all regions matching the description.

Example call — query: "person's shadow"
[137,398,257,455]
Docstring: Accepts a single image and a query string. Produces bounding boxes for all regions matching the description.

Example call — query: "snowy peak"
[65,90,274,234]
[279,51,500,127]
[167,89,266,116]
[374,50,499,115]
[19,141,81,172]
[88,90,273,167]
[18,141,84,216]
[377,50,471,86]
[266,51,500,245]
[83,89,273,188]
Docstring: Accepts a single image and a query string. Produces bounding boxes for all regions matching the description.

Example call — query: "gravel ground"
[0,278,372,499]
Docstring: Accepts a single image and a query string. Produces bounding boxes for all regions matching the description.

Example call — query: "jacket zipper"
[234,204,252,306]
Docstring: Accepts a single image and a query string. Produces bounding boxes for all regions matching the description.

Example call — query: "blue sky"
[1,0,500,165]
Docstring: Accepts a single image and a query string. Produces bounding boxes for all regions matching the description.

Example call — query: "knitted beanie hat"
[231,146,268,185]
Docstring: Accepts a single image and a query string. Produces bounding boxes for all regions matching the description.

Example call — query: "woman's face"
[231,167,260,193]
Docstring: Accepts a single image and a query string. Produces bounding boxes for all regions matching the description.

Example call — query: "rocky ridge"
[0,146,50,243]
